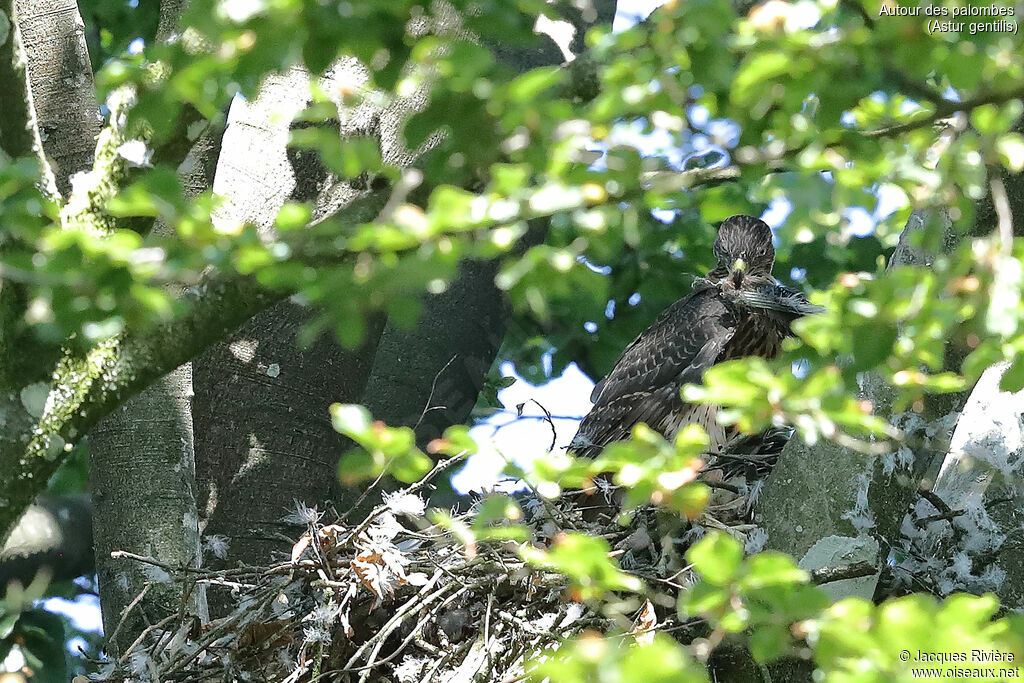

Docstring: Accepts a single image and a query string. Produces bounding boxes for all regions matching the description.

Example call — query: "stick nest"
[90,452,776,683]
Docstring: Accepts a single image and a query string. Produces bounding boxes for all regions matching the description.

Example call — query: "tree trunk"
[358,1,617,506]
[192,67,389,579]
[192,2,617,571]
[89,370,208,646]
[927,363,1024,608]
[15,0,98,196]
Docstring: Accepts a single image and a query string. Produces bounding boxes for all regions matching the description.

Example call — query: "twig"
[117,612,178,664]
[355,585,470,681]
[340,468,390,524]
[883,68,945,105]
[918,487,954,516]
[346,452,468,545]
[841,0,874,27]
[494,610,556,637]
[343,576,453,672]
[702,480,742,494]
[866,84,1024,139]
[110,550,176,573]
[414,354,460,432]
[519,399,558,452]
[915,509,966,528]
[105,582,151,654]
[810,560,877,585]
[484,592,494,673]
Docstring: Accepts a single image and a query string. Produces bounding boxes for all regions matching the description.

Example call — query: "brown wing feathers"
[569,287,738,457]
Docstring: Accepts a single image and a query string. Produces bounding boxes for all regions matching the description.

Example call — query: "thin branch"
[339,469,391,525]
[518,399,558,452]
[918,487,955,516]
[810,560,877,585]
[413,354,460,432]
[883,68,945,106]
[702,480,742,494]
[840,0,875,27]
[117,612,178,664]
[105,583,152,650]
[915,509,966,527]
[866,84,1024,139]
[345,453,468,545]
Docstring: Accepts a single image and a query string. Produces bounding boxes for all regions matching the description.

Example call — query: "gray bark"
[361,258,507,447]
[0,0,51,182]
[359,1,617,502]
[193,2,617,570]
[89,371,207,646]
[15,0,98,196]
[85,0,225,651]
[192,68,389,577]
[89,131,225,648]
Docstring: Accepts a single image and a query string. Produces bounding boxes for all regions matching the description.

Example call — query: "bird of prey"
[569,215,823,458]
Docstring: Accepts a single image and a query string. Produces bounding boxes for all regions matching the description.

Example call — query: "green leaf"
[338,448,375,485]
[999,359,1024,393]
[330,403,372,437]
[749,624,790,663]
[679,581,729,617]
[0,611,17,640]
[667,483,710,518]
[686,532,744,586]
[849,319,896,371]
[523,533,643,599]
[506,66,562,102]
[739,552,809,589]
[731,51,790,107]
[15,610,67,683]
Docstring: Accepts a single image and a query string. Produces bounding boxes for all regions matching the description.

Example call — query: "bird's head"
[708,215,775,288]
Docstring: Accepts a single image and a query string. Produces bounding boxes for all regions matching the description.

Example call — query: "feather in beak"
[731,258,746,287]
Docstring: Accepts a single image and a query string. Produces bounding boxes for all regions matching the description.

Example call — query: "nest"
[90,440,792,683]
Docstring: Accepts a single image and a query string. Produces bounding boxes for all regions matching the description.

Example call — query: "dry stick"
[342,575,453,671]
[353,585,471,682]
[340,468,391,525]
[918,487,955,516]
[420,649,451,683]
[702,480,742,495]
[118,613,179,665]
[413,353,460,433]
[106,583,151,652]
[525,398,558,452]
[111,550,176,574]
[916,509,967,527]
[810,560,878,585]
[163,582,283,674]
[494,610,556,637]
[414,634,441,655]
[345,452,468,546]
[483,592,495,676]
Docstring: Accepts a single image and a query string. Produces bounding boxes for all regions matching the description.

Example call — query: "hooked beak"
[731,258,746,287]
